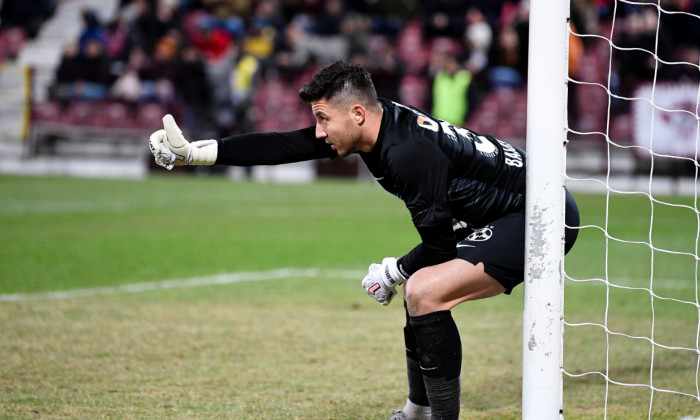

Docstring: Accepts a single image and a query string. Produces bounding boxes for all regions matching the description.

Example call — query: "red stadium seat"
[31,101,62,122]
[94,101,133,128]
[610,114,634,145]
[135,102,166,129]
[61,101,98,126]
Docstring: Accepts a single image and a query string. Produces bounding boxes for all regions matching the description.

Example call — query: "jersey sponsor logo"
[474,134,498,157]
[417,116,438,131]
[393,101,500,158]
[452,220,469,231]
[393,101,439,133]
[467,226,494,242]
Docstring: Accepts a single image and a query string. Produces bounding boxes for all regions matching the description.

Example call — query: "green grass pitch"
[0,174,697,419]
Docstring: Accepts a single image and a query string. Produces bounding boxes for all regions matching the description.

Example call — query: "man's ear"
[351,104,366,125]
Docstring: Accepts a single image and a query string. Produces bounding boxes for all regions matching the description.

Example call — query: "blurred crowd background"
[1,0,699,164]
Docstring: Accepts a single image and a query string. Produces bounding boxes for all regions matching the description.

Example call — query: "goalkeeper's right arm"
[148,114,337,169]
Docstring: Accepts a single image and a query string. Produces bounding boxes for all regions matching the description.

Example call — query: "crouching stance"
[149,60,580,419]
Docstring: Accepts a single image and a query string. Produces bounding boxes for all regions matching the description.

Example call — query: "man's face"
[311,98,361,157]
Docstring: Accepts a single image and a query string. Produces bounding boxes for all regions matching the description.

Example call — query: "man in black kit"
[149,60,579,420]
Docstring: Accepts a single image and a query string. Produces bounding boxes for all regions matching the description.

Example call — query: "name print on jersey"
[496,139,524,168]
[392,101,523,168]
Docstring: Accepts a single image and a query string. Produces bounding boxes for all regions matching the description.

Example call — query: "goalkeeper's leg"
[409,310,462,420]
[402,259,507,420]
[391,302,432,420]
[397,212,525,419]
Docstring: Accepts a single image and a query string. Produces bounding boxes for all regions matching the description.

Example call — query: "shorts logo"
[467,226,493,242]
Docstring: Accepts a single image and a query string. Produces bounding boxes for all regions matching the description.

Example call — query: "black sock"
[409,310,462,420]
[404,303,430,407]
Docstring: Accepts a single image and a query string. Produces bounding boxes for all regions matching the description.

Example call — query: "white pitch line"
[2,270,694,303]
[0,268,366,302]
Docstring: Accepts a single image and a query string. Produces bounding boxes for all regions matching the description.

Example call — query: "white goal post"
[524,0,700,418]
[522,0,570,419]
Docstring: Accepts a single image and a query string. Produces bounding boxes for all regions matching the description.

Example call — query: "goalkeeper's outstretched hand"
[148,114,218,170]
[362,257,408,306]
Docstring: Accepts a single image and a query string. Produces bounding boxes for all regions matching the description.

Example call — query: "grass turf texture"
[0,175,698,419]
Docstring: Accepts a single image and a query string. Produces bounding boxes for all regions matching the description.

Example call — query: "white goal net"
[563,0,700,418]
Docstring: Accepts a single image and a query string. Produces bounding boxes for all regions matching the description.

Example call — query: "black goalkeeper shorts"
[455,189,579,294]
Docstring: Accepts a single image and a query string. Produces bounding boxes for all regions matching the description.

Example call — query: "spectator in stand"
[241,22,275,61]
[340,12,371,59]
[284,0,325,17]
[177,44,214,132]
[54,37,112,100]
[460,6,493,109]
[467,0,502,27]
[138,29,182,103]
[130,0,180,55]
[229,51,259,126]
[359,33,402,103]
[79,38,114,96]
[570,0,601,48]
[615,8,673,96]
[187,14,233,62]
[274,16,312,68]
[666,45,700,84]
[462,7,492,76]
[78,8,106,50]
[428,50,472,127]
[313,0,344,35]
[243,0,284,59]
[279,14,349,66]
[487,0,531,92]
[421,0,465,39]
[111,47,149,103]
[662,0,700,49]
[104,12,133,62]
[53,42,82,99]
[488,25,523,89]
[200,0,252,19]
[129,0,159,54]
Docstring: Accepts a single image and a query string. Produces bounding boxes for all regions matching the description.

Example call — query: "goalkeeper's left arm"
[362,257,409,306]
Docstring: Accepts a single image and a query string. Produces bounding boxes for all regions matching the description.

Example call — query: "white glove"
[362,257,408,306]
[148,114,218,170]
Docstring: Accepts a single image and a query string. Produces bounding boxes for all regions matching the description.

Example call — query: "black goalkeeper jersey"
[216,98,526,277]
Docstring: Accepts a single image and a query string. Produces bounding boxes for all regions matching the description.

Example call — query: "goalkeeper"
[149,60,579,420]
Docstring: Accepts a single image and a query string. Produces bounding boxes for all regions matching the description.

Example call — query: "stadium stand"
[2,0,697,173]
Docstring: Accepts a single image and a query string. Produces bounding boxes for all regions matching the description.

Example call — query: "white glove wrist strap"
[189,140,218,165]
[383,257,408,286]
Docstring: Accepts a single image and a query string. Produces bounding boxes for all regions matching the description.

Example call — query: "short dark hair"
[299,60,379,109]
